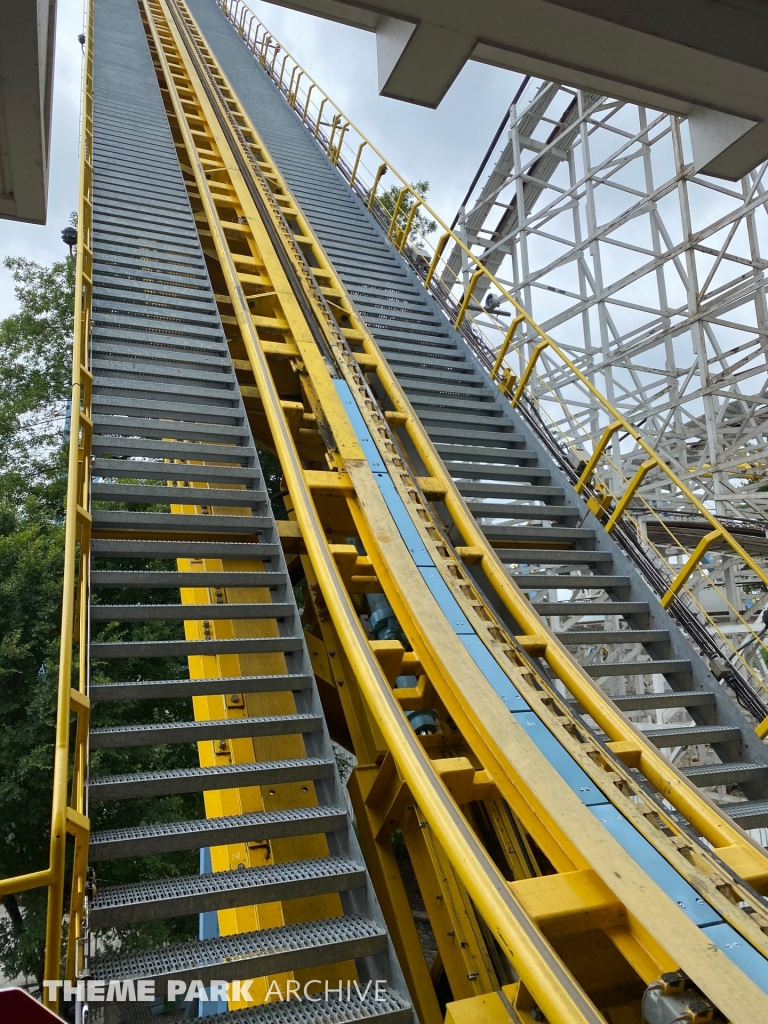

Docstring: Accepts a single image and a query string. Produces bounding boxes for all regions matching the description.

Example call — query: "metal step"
[402,379,496,401]
[446,461,550,481]
[89,805,346,860]
[91,570,286,589]
[90,457,259,484]
[641,724,741,747]
[555,629,670,644]
[92,395,246,425]
[91,510,267,533]
[413,407,512,430]
[458,481,564,500]
[409,395,503,415]
[581,660,692,678]
[90,635,304,660]
[89,756,335,801]
[90,713,323,748]
[91,539,280,559]
[494,548,612,565]
[88,915,388,989]
[465,500,580,522]
[165,993,411,1024]
[90,602,295,622]
[512,575,630,589]
[92,414,248,443]
[683,762,768,787]
[435,442,535,462]
[574,691,714,712]
[724,800,768,829]
[532,601,649,616]
[92,341,231,370]
[92,435,255,463]
[91,483,267,506]
[90,857,366,927]
[89,673,313,702]
[91,356,233,388]
[614,692,716,708]
[484,525,596,542]
[416,422,515,442]
[92,376,243,408]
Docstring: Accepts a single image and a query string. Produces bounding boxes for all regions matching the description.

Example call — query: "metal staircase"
[10,1,768,1021]
[187,0,768,831]
[81,0,411,1017]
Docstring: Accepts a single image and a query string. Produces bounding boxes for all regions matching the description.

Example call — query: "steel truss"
[449,82,768,520]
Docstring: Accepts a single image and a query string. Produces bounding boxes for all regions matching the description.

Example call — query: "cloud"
[249,0,520,221]
[1,0,520,318]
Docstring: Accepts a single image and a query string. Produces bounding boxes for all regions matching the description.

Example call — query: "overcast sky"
[0,0,520,318]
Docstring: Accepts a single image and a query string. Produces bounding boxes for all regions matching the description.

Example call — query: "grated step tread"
[178,990,412,1023]
[89,915,387,987]
[89,673,312,702]
[89,806,346,860]
[90,856,366,927]
[89,757,335,801]
[90,713,323,748]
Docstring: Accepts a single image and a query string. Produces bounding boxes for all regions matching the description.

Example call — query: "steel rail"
[145,5,610,1019]
[214,0,768,734]
[0,0,95,1007]
[148,5,768,1018]
[209,0,768,882]
[181,0,768,965]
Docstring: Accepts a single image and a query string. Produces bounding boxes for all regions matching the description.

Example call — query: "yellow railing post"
[278,51,289,88]
[455,268,485,327]
[604,457,657,533]
[349,140,366,186]
[301,82,315,123]
[332,122,349,165]
[367,161,388,210]
[574,420,623,494]
[287,64,299,103]
[425,231,451,288]
[386,186,409,242]
[313,96,328,138]
[661,530,724,609]
[327,112,340,151]
[398,198,422,251]
[511,339,549,406]
[492,314,525,379]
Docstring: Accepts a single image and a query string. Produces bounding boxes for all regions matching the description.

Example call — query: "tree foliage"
[0,253,210,984]
[378,179,438,243]
[0,256,72,984]
[0,250,305,986]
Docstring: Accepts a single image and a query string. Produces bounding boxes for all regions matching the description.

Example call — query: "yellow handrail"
[216,0,768,727]
[0,0,95,1010]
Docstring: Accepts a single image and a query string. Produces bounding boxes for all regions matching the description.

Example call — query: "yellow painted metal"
[147,8,615,1021]
[159,6,768,1015]
[236,107,768,907]
[0,0,99,1006]
[192,39,768,944]
[214,0,768,714]
[445,990,521,1024]
[491,314,525,379]
[98,2,768,1020]
[348,767,443,1024]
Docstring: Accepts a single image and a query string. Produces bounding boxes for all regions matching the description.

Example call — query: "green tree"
[0,255,73,985]
[0,253,294,984]
[378,179,438,243]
